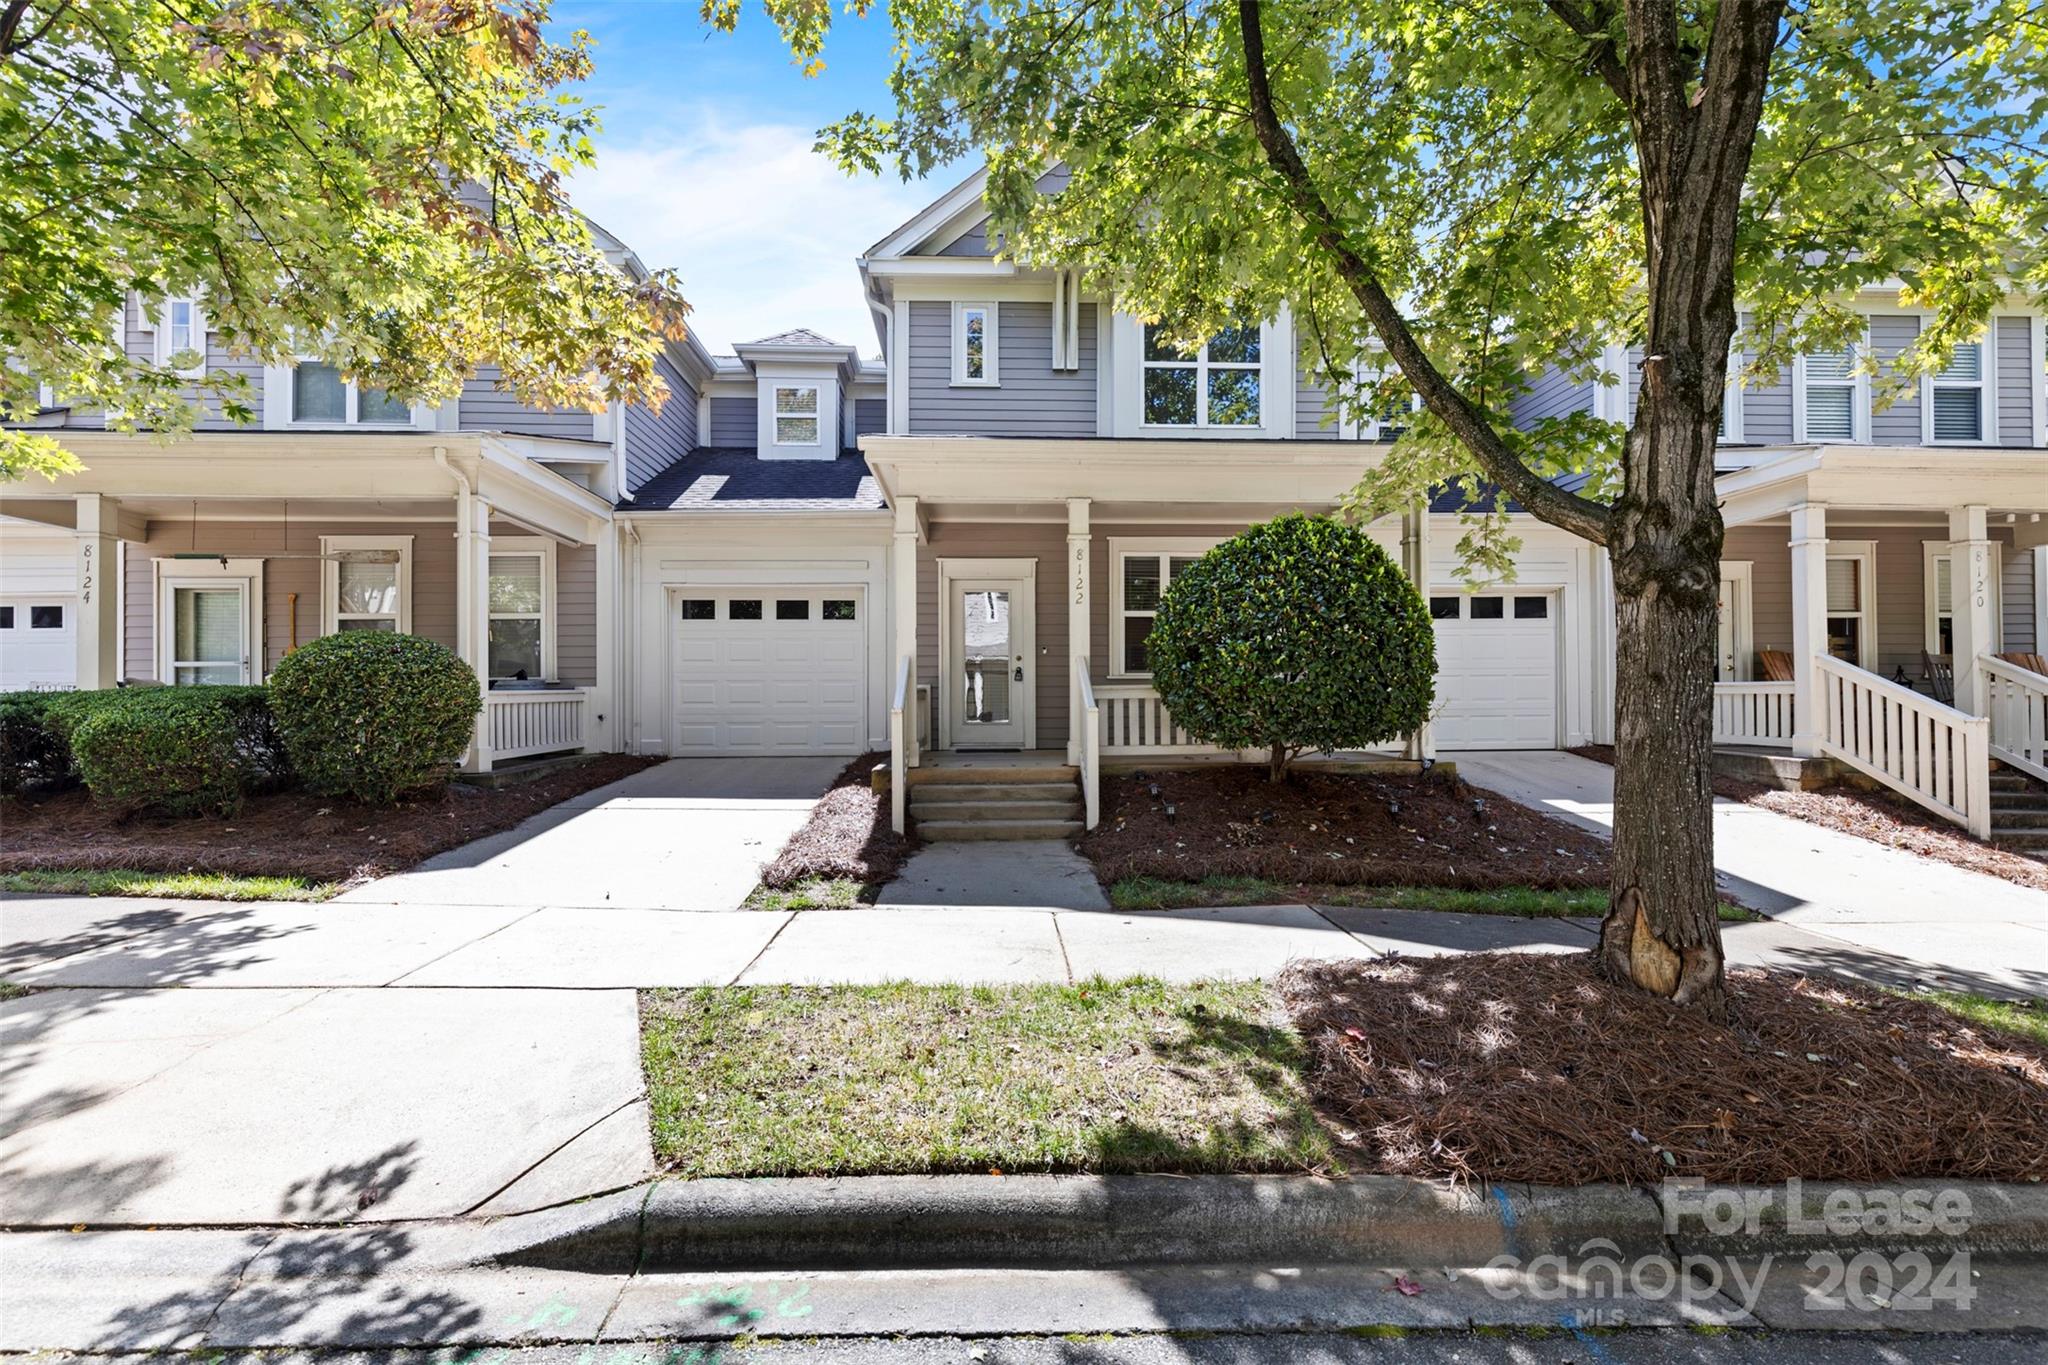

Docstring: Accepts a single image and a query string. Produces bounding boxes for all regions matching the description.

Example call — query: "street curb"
[1657,1179,2048,1258]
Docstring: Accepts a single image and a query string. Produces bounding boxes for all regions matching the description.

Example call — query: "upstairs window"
[1142,323,1261,428]
[1799,346,1859,441]
[291,362,412,426]
[1929,341,1985,442]
[154,297,205,377]
[773,385,820,445]
[953,302,998,384]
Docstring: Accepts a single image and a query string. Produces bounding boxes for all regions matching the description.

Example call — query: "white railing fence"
[889,654,913,835]
[486,688,591,761]
[1076,657,1100,829]
[1712,681,1796,748]
[1981,654,2048,785]
[1812,655,1991,837]
[1095,682,1228,756]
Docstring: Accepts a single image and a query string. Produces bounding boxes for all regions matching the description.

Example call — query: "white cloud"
[569,113,946,357]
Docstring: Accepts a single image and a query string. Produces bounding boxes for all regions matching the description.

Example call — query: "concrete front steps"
[907,758,1084,841]
[1988,768,2048,862]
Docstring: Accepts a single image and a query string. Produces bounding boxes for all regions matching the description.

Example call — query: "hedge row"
[0,632,483,815]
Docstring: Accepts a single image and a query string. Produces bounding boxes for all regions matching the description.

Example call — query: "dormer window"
[774,385,820,445]
[953,302,997,385]
[291,362,412,426]
[1142,323,1261,427]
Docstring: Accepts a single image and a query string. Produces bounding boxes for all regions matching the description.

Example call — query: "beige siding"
[917,521,1070,746]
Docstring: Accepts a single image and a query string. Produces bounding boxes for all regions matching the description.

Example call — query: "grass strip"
[0,868,341,902]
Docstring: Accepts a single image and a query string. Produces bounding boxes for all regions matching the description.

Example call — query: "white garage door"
[1430,591,1558,750]
[0,597,77,690]
[673,590,865,755]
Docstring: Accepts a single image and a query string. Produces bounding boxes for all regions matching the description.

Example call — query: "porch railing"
[1096,682,1229,756]
[1813,655,1991,837]
[1712,681,1795,748]
[1076,657,1100,829]
[486,688,591,761]
[889,653,914,835]
[1982,654,2048,785]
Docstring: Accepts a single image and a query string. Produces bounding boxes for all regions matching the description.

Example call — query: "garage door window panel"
[824,599,857,621]
[1470,596,1505,620]
[776,599,810,621]
[729,599,763,621]
[681,599,715,620]
[29,604,62,628]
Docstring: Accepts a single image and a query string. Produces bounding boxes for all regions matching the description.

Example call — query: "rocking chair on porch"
[1995,651,2048,678]
[1757,649,1796,683]
[1922,652,1954,705]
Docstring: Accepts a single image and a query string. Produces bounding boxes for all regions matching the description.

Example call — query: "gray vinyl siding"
[556,541,597,684]
[622,351,698,493]
[2002,548,2037,652]
[933,166,1072,257]
[82,295,264,432]
[1996,315,2035,446]
[1296,367,1332,437]
[906,300,1096,437]
[708,395,757,446]
[1741,361,1795,444]
[1866,314,1922,443]
[854,397,888,436]
[1510,366,1596,428]
[459,365,597,440]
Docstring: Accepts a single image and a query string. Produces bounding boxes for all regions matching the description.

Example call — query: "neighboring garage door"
[0,597,77,690]
[1429,591,1558,750]
[673,590,865,754]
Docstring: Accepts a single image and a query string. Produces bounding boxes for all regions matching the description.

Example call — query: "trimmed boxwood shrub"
[1146,512,1436,780]
[0,691,70,793]
[268,632,482,803]
[70,690,246,816]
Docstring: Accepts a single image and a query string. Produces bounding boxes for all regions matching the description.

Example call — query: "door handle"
[1014,666,1024,682]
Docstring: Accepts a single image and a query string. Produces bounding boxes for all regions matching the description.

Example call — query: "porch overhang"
[859,435,1387,513]
[0,431,613,544]
[1717,445,2048,526]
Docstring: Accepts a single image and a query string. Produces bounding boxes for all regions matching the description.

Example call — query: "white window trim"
[771,384,822,447]
[1139,322,1270,431]
[1718,348,1745,443]
[1921,539,2003,655]
[149,297,207,378]
[1792,328,1869,444]
[262,359,431,431]
[951,301,999,386]
[1920,330,1994,446]
[1823,540,1877,670]
[487,535,557,682]
[1108,536,1222,679]
[154,557,264,685]
[319,535,414,636]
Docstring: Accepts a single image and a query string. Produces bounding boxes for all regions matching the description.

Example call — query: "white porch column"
[1066,497,1091,763]
[1789,502,1828,758]
[72,494,121,690]
[456,490,494,772]
[892,494,920,764]
[593,519,618,754]
[1400,500,1435,760]
[1949,503,1995,716]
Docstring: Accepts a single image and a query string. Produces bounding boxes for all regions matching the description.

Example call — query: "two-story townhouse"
[0,218,716,772]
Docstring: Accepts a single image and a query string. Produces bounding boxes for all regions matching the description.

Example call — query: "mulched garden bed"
[1080,764,1610,889]
[1280,952,2048,1185]
[1571,744,2048,893]
[758,752,916,890]
[0,754,659,885]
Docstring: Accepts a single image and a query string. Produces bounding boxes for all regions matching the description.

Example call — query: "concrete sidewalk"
[1454,749,2048,999]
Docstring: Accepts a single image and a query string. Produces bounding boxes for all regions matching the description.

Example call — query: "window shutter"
[1825,559,1860,613]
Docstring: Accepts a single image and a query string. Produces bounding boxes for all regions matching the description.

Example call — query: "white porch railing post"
[1712,680,1796,747]
[890,654,910,835]
[1066,498,1091,765]
[1811,654,1991,836]
[1949,504,1994,718]
[1076,657,1100,829]
[893,495,920,769]
[1788,502,1828,758]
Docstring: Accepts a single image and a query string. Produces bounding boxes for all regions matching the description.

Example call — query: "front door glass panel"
[959,589,1011,725]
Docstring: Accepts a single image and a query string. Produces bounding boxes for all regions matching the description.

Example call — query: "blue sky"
[550,2,961,356]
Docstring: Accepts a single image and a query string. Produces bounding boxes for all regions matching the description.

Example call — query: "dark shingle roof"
[744,328,843,348]
[624,447,885,512]
[1429,471,1599,514]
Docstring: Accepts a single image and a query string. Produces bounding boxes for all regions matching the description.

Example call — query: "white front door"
[672,590,866,755]
[1716,564,1753,681]
[948,578,1033,748]
[1430,590,1560,750]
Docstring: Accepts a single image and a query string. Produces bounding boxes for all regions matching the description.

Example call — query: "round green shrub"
[71,690,244,816]
[1146,512,1437,779]
[268,632,482,803]
[0,691,68,793]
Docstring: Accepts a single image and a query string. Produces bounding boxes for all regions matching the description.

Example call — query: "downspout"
[618,513,643,754]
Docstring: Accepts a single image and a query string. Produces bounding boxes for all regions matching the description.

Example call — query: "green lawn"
[1106,875,1758,921]
[0,868,342,902]
[639,979,1334,1178]
[1908,989,2048,1044]
[742,876,872,911]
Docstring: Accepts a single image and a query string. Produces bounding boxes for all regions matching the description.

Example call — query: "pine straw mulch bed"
[1080,764,1610,889]
[1279,952,2048,1186]
[1570,744,2048,894]
[0,755,659,885]
[757,752,916,890]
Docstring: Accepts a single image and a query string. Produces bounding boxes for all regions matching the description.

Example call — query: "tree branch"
[1235,0,1611,545]
[1539,0,1628,99]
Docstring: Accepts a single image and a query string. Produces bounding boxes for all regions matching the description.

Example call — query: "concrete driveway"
[337,756,847,911]
[1454,749,2048,999]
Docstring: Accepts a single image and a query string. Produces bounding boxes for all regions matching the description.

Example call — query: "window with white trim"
[1142,323,1261,427]
[1824,551,1873,666]
[148,297,207,377]
[1923,541,2002,655]
[1799,346,1859,441]
[291,361,412,426]
[321,536,412,636]
[1928,341,1986,442]
[1114,544,1211,674]
[486,538,556,681]
[773,384,820,444]
[155,558,263,686]
[953,302,997,384]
